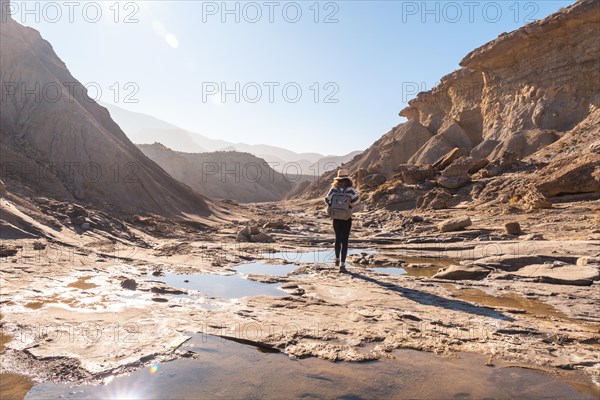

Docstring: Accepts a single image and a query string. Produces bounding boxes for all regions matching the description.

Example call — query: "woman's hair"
[333,178,353,188]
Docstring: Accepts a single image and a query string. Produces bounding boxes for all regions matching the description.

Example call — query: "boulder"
[33,242,46,250]
[236,229,251,242]
[152,297,169,303]
[66,204,88,218]
[468,255,570,272]
[263,220,290,230]
[433,265,491,280]
[433,147,461,170]
[437,175,470,190]
[236,226,262,242]
[0,244,18,257]
[504,222,522,235]
[477,151,518,178]
[397,164,435,184]
[576,256,600,266]
[151,286,185,295]
[417,188,453,210]
[377,185,419,207]
[468,158,489,174]
[437,157,472,189]
[519,188,552,210]
[386,190,418,204]
[438,217,472,232]
[70,215,87,226]
[511,264,600,286]
[360,173,387,191]
[121,279,138,290]
[81,222,91,230]
[536,153,600,196]
[250,232,275,243]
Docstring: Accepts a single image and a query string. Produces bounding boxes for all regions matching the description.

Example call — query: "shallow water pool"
[263,248,373,264]
[25,334,597,400]
[154,273,283,299]
[368,267,407,275]
[235,263,298,276]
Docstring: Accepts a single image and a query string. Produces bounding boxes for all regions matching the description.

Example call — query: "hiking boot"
[334,258,340,267]
[339,263,348,273]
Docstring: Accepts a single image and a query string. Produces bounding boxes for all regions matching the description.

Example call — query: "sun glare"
[165,34,179,49]
[149,364,160,375]
[152,20,179,49]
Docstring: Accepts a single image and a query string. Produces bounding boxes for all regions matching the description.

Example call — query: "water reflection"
[154,273,283,299]
[263,249,373,264]
[26,334,596,400]
[235,263,298,276]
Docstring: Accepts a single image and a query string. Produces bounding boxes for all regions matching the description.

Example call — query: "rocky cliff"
[0,7,212,217]
[300,0,600,204]
[138,143,295,203]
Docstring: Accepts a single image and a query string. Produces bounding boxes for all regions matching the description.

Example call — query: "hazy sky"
[15,0,574,154]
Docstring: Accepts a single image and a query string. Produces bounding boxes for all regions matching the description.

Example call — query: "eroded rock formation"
[0,8,212,217]
[300,0,600,205]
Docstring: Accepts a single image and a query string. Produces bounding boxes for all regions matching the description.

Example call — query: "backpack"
[328,189,353,220]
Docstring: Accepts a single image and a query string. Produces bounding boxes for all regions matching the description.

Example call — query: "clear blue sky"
[17,0,575,154]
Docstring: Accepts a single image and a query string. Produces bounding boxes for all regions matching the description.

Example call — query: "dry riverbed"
[1,201,599,399]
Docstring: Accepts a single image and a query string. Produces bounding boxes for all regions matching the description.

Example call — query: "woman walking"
[325,169,359,273]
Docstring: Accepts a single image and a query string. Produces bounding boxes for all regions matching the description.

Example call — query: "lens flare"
[149,364,160,375]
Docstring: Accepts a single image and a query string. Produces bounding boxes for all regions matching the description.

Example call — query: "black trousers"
[333,219,352,262]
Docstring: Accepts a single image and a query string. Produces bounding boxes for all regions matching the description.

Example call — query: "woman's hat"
[333,168,350,180]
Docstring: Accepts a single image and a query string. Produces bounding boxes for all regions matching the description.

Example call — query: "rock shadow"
[348,272,515,322]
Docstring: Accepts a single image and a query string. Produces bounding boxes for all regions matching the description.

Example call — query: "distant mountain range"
[138,143,295,203]
[103,103,361,176]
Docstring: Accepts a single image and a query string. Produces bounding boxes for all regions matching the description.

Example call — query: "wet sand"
[0,374,33,400]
